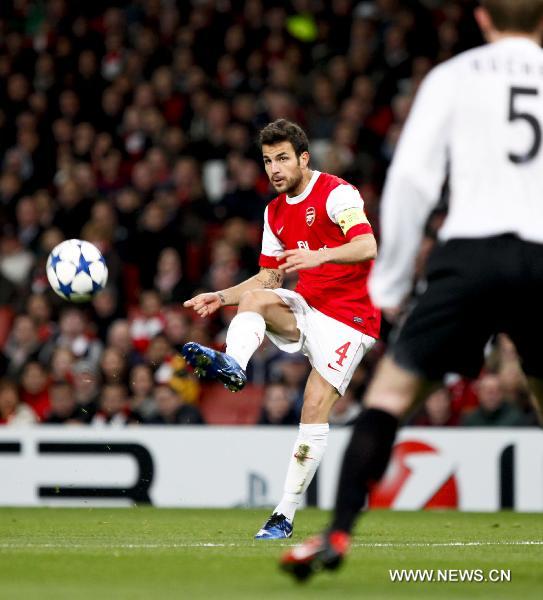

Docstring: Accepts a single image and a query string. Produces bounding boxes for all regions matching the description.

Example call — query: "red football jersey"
[259,171,381,339]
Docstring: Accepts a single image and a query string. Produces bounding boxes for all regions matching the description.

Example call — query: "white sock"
[225,311,266,370]
[274,423,329,522]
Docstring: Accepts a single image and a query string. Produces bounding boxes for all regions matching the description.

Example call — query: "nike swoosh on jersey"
[327,362,341,371]
[277,226,284,235]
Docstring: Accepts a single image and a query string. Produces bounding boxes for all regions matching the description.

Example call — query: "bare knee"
[364,356,421,418]
[238,290,276,317]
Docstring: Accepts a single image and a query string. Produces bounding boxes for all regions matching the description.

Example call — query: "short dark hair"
[258,119,309,156]
[482,0,543,32]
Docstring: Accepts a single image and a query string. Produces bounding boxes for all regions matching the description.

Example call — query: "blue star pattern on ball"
[77,253,92,275]
[47,239,108,302]
[50,253,62,269]
[58,281,73,297]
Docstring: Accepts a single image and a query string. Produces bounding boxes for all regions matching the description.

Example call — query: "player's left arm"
[324,231,377,263]
[278,198,377,272]
[278,232,376,273]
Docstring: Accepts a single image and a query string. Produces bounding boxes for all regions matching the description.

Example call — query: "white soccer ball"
[46,239,108,302]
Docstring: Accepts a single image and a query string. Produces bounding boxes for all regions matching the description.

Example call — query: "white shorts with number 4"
[264,288,377,395]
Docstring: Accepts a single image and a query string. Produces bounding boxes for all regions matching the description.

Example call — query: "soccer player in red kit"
[182,119,380,539]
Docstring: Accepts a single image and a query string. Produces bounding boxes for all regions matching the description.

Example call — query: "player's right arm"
[183,267,283,318]
[184,205,285,318]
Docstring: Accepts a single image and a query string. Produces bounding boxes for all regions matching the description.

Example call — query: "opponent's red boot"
[280,530,350,582]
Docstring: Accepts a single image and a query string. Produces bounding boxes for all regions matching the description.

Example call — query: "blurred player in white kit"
[281,0,543,580]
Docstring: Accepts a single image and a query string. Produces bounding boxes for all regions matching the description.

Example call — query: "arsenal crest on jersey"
[305,206,316,226]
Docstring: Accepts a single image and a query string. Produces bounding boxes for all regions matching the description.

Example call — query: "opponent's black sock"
[330,408,399,534]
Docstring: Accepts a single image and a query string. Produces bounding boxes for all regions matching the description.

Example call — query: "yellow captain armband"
[337,207,369,235]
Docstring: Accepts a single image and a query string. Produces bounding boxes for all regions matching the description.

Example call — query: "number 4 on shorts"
[333,342,351,367]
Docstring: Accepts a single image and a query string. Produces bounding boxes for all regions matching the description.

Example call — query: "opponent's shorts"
[390,234,543,380]
[264,288,377,395]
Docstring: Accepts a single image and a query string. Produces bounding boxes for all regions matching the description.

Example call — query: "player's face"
[262,141,307,195]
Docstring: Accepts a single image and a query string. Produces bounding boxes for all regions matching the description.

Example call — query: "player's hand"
[183,292,223,318]
[277,249,326,273]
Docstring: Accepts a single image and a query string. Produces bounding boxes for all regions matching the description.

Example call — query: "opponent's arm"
[369,64,453,310]
[183,267,283,318]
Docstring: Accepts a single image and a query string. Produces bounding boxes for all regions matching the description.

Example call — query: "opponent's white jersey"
[371,38,543,308]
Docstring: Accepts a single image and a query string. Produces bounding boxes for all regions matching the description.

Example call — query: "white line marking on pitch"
[353,540,543,548]
[0,540,541,550]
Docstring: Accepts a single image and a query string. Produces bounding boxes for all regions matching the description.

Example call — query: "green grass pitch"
[0,508,541,599]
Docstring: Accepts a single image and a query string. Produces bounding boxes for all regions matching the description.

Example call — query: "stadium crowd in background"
[0,0,538,426]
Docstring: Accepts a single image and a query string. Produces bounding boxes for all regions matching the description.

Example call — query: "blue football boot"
[255,513,293,540]
[181,342,247,392]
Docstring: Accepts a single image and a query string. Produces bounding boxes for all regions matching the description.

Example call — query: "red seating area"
[199,383,264,425]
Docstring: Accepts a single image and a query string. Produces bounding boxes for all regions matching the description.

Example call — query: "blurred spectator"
[40,307,102,369]
[447,375,479,417]
[130,290,165,354]
[492,334,538,424]
[306,74,338,140]
[328,389,362,426]
[132,202,179,289]
[92,383,131,425]
[461,374,527,427]
[217,162,268,223]
[25,293,55,343]
[154,247,193,305]
[52,178,92,239]
[202,238,246,293]
[347,361,375,399]
[16,196,43,252]
[185,318,214,348]
[0,276,17,331]
[413,387,460,427]
[19,360,51,421]
[499,362,538,426]
[0,379,37,425]
[155,352,200,406]
[43,380,86,424]
[72,360,100,422]
[0,231,34,289]
[49,347,75,382]
[91,287,123,342]
[269,354,309,416]
[107,319,141,368]
[163,309,190,349]
[144,384,203,425]
[258,381,298,425]
[220,218,260,274]
[99,346,127,385]
[129,363,156,422]
[3,314,42,377]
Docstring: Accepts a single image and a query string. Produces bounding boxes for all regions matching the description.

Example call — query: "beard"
[273,170,303,196]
